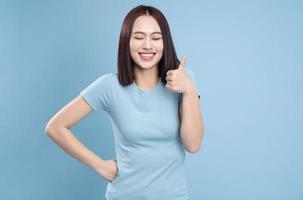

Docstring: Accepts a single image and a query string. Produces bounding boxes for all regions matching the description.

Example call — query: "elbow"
[44,124,54,136]
[44,122,59,136]
[187,147,200,154]
[186,144,201,153]
[45,121,69,137]
[186,130,204,154]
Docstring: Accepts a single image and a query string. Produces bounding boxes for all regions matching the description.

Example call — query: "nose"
[142,38,152,50]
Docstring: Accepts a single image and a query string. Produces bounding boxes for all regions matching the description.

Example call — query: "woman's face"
[129,15,164,70]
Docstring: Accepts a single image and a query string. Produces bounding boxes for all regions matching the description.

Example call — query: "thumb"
[178,55,186,71]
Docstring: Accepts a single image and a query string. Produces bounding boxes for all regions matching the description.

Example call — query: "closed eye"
[134,37,162,40]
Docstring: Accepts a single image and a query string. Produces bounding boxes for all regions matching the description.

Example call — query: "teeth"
[141,54,153,57]
[139,52,155,61]
[140,53,154,56]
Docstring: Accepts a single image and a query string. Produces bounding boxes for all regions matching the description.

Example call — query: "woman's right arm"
[44,95,117,182]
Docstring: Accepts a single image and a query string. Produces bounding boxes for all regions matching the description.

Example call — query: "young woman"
[45,5,204,200]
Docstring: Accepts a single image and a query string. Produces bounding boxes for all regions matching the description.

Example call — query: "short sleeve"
[185,67,201,99]
[79,74,112,112]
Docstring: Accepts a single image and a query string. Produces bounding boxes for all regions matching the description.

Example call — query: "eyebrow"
[132,31,162,35]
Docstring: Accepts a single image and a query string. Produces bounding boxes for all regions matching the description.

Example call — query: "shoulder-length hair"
[117,5,181,86]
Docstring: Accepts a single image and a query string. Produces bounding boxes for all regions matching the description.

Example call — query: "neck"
[133,65,159,90]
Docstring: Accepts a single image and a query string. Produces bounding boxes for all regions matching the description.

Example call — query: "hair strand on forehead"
[145,8,150,15]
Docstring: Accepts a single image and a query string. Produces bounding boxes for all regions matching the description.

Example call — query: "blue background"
[0,0,302,199]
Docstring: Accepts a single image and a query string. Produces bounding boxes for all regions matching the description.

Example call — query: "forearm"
[180,89,204,152]
[46,127,104,170]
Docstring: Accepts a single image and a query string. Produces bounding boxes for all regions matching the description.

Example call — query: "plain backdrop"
[0,0,302,199]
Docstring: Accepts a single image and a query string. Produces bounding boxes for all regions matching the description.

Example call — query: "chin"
[137,63,157,69]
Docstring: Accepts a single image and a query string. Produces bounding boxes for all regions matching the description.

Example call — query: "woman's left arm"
[179,87,204,153]
[165,56,205,153]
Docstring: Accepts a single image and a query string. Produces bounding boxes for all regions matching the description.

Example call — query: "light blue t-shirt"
[79,68,200,200]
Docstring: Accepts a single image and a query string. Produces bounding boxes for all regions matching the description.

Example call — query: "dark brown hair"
[117,5,180,86]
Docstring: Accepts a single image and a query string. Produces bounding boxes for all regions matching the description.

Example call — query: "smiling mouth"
[138,52,156,61]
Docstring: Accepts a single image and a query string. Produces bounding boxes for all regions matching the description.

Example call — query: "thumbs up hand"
[165,55,196,94]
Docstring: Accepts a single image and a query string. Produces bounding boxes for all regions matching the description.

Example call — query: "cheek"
[129,40,136,52]
[129,44,139,58]
[130,39,141,49]
[156,42,164,52]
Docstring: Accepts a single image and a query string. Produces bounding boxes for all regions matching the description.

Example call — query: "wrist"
[183,78,197,94]
[91,157,105,171]
[183,86,197,96]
